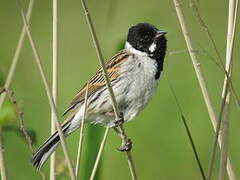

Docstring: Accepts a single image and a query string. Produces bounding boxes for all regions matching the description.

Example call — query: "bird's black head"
[127,23,167,60]
[126,23,167,78]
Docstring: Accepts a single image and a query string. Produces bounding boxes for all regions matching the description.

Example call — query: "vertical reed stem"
[75,83,89,179]
[90,128,110,180]
[50,0,58,179]
[219,0,238,179]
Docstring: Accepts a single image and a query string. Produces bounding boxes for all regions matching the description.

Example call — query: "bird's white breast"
[117,52,160,121]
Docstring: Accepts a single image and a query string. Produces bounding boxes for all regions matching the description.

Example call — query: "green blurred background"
[0,0,239,179]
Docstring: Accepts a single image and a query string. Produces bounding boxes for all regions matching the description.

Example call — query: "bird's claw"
[113,112,124,127]
[119,139,132,152]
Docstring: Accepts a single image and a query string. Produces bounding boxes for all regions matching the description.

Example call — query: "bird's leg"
[113,127,132,151]
[113,111,124,127]
[113,112,132,152]
[119,137,132,152]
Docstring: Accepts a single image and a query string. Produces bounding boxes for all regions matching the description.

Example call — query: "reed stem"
[0,1,35,179]
[80,0,137,179]
[172,0,236,179]
[218,0,238,179]
[75,83,89,179]
[50,0,58,179]
[17,1,76,179]
[89,128,110,180]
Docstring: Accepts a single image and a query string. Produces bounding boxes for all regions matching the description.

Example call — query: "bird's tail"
[32,121,71,169]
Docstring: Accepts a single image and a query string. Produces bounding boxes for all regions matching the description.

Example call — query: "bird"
[32,22,167,169]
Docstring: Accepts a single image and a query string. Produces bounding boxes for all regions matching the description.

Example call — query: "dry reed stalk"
[207,0,238,179]
[17,1,76,179]
[219,0,238,179]
[3,89,34,153]
[0,1,35,179]
[75,83,89,179]
[190,0,240,105]
[172,0,236,179]
[189,1,238,179]
[50,0,58,179]
[80,0,137,179]
[90,128,110,180]
[0,0,34,111]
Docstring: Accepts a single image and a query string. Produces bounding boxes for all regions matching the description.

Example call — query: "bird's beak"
[155,30,167,38]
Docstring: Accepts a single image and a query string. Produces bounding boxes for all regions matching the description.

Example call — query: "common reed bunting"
[32,23,167,169]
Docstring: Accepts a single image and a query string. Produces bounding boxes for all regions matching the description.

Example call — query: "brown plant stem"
[4,89,46,180]
[4,89,34,153]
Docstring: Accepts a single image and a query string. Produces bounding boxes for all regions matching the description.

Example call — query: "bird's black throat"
[150,36,167,79]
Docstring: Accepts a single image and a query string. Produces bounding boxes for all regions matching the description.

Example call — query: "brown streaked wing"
[62,50,130,116]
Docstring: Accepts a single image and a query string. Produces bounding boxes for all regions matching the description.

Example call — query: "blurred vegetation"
[0,71,17,127]
[0,69,37,147]
[0,101,16,126]
[0,73,4,87]
[0,0,239,180]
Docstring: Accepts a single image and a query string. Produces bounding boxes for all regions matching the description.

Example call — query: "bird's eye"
[143,35,150,42]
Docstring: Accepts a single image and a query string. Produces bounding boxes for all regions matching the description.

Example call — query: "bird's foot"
[119,139,132,152]
[113,112,124,127]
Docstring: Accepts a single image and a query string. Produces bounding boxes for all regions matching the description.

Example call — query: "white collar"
[125,42,148,56]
